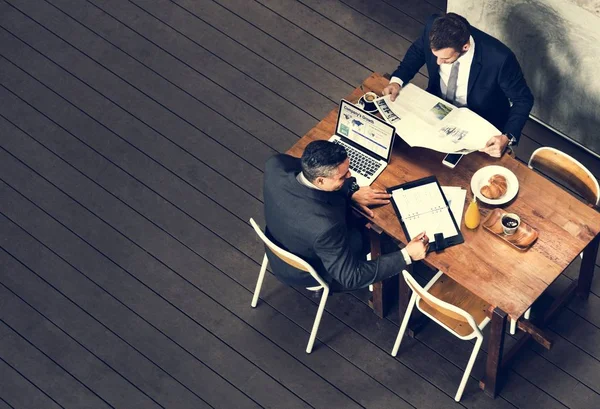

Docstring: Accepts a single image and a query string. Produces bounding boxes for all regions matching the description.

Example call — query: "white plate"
[470,165,519,205]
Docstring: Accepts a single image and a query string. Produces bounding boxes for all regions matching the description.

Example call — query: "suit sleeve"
[498,51,534,139]
[313,223,406,290]
[391,15,437,84]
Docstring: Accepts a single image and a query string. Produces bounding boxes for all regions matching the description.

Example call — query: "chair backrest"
[249,218,328,289]
[402,271,479,335]
[528,147,600,206]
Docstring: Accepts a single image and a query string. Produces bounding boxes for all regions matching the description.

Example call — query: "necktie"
[445,61,460,104]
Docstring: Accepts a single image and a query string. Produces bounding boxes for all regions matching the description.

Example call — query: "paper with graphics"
[442,186,467,227]
[375,84,500,153]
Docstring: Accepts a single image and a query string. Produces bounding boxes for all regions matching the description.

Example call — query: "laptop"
[329,100,396,186]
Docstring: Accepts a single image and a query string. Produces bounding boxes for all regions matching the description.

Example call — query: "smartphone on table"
[442,153,464,169]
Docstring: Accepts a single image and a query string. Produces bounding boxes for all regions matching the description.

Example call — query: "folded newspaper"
[375,84,500,154]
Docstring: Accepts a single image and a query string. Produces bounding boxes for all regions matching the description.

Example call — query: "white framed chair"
[392,270,491,402]
[516,147,600,334]
[249,218,330,354]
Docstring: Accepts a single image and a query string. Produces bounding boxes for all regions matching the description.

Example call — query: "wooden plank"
[0,318,116,409]
[97,0,336,120]
[0,398,14,409]
[0,39,266,225]
[513,337,600,409]
[577,235,600,299]
[424,0,447,12]
[294,0,423,49]
[1,273,215,409]
[297,0,436,82]
[0,49,267,247]
[48,0,319,138]
[342,0,439,26]
[0,1,277,172]
[206,0,372,86]
[1,215,309,409]
[0,241,267,409]
[548,303,600,362]
[246,0,399,73]
[0,130,413,409]
[562,262,600,319]
[0,358,63,409]
[130,0,351,104]
[12,0,303,149]
[0,221,311,409]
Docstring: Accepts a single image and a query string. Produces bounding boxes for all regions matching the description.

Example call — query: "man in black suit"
[263,140,429,291]
[383,13,534,157]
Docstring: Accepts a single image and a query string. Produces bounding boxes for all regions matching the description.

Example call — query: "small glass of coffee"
[359,91,378,113]
[501,213,520,235]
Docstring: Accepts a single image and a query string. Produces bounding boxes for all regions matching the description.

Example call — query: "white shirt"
[391,36,475,107]
[297,171,323,190]
[296,172,412,265]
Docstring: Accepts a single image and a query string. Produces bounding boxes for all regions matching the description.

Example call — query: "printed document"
[375,84,500,153]
[391,182,458,239]
[441,186,467,227]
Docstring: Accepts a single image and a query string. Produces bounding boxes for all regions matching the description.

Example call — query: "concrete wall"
[448,0,600,155]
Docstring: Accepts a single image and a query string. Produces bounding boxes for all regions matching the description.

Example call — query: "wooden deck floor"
[1,1,600,408]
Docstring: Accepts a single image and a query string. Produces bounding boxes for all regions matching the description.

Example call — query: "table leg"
[480,307,507,398]
[577,234,600,300]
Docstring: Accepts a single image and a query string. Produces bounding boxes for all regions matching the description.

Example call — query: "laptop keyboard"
[333,139,382,179]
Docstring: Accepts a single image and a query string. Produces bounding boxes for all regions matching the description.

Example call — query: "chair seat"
[418,274,491,337]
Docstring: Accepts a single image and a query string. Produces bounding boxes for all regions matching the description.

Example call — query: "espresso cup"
[501,213,520,235]
[359,92,378,113]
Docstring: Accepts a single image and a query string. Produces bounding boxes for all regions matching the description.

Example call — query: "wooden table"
[287,73,600,397]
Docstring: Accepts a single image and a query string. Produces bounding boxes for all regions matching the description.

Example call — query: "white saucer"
[470,165,519,205]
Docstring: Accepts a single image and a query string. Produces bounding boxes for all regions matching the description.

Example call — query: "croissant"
[480,174,508,199]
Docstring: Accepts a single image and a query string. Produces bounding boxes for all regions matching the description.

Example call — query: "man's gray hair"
[301,140,348,182]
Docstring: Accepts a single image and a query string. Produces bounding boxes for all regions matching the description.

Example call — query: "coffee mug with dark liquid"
[501,213,520,235]
[358,91,378,113]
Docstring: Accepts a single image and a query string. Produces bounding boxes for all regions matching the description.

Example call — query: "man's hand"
[382,82,401,102]
[351,186,391,217]
[404,232,429,261]
[480,134,510,158]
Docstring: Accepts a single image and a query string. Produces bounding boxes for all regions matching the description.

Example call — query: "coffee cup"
[501,213,520,235]
[358,92,378,113]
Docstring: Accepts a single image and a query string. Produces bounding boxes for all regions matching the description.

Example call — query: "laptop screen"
[335,100,396,161]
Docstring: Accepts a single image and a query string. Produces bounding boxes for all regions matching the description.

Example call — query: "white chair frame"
[392,270,490,402]
[249,218,329,354]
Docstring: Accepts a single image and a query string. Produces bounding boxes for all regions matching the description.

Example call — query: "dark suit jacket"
[392,15,534,141]
[263,154,406,290]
